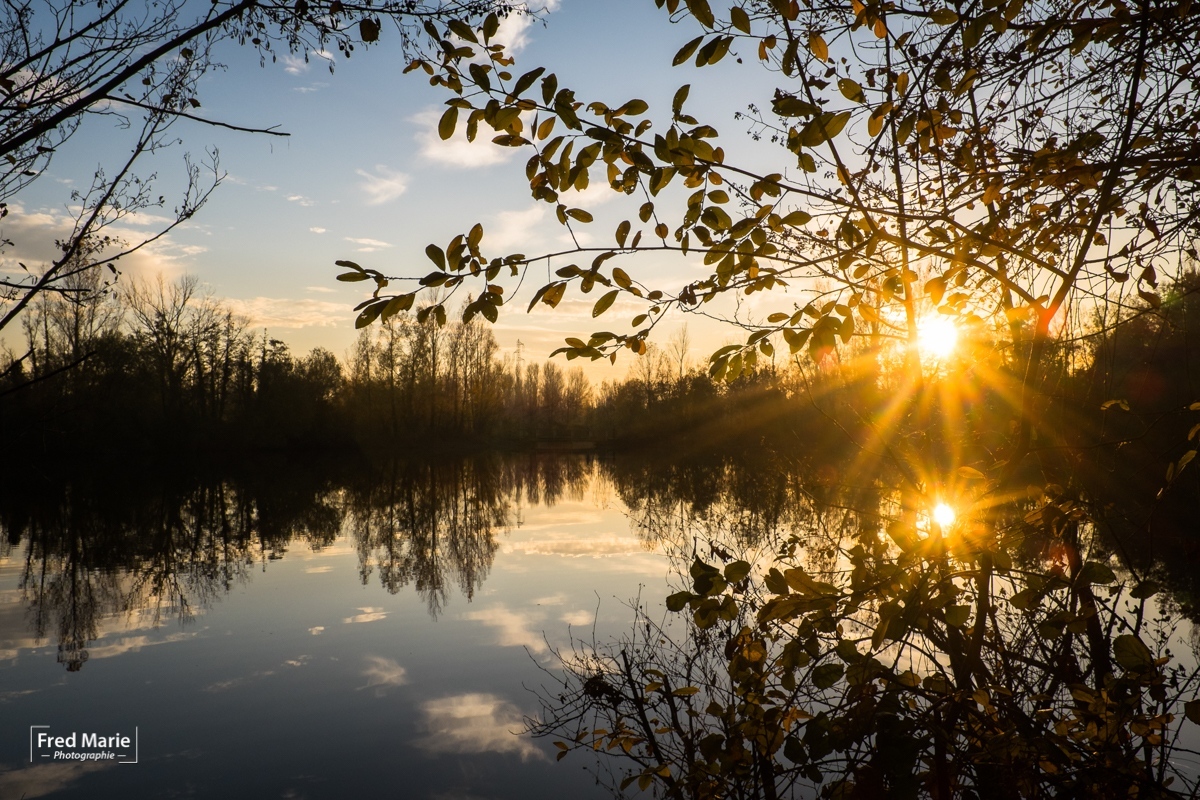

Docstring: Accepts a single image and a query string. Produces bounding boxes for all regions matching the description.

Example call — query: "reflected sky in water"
[2,452,1198,798]
[0,456,661,799]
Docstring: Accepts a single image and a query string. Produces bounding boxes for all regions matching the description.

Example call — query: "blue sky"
[5,0,805,375]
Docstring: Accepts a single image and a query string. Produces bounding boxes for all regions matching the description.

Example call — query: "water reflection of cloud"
[462,606,547,653]
[360,656,407,694]
[561,609,595,627]
[86,631,198,660]
[308,626,325,636]
[503,535,651,558]
[0,762,111,798]
[343,607,387,624]
[418,693,544,762]
[304,565,333,574]
[206,655,310,692]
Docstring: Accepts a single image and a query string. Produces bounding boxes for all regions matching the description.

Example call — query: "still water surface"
[3,452,1198,798]
[0,455,670,799]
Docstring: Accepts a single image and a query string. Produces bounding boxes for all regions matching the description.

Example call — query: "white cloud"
[418,693,544,761]
[413,109,517,169]
[357,164,409,205]
[226,296,348,329]
[486,205,547,252]
[361,656,408,693]
[490,1,561,54]
[345,236,393,253]
[282,54,308,75]
[309,626,325,635]
[287,194,315,207]
[309,226,326,234]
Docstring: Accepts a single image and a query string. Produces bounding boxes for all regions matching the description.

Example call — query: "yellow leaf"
[730,5,751,33]
[838,78,865,103]
[809,32,829,61]
[868,112,883,138]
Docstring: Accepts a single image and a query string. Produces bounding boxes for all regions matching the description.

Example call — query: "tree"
[0,0,525,391]
[341,1,1200,796]
[343,0,1199,450]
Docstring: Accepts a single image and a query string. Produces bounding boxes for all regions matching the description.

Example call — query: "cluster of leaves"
[346,0,1200,392]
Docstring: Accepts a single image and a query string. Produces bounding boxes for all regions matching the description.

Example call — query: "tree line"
[5,267,1200,460]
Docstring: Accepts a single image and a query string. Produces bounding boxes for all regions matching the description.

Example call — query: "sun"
[932,503,956,528]
[917,316,959,359]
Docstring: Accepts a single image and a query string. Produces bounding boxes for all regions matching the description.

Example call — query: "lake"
[2,452,1198,798]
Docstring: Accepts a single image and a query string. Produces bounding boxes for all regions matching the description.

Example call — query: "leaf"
[867,111,884,138]
[822,110,852,140]
[930,7,959,24]
[926,276,946,305]
[1186,700,1200,725]
[724,560,752,583]
[781,210,812,227]
[685,0,715,27]
[510,66,545,98]
[337,271,369,282]
[1130,581,1161,599]
[838,78,865,103]
[672,686,701,697]
[730,6,751,32]
[593,289,619,317]
[809,33,829,61]
[666,591,692,612]
[438,106,458,140]
[673,35,704,66]
[1078,561,1116,586]
[446,19,477,42]
[672,84,691,116]
[1113,634,1154,672]
[425,244,446,270]
[358,17,380,42]
[812,662,844,689]
[566,208,593,223]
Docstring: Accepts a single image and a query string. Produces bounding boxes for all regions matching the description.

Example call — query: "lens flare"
[918,316,959,359]
[933,503,956,527]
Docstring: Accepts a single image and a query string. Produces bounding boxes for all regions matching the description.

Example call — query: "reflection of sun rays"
[827,320,1055,538]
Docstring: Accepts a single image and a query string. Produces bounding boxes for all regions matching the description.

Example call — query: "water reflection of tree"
[345,454,597,617]
[1,467,347,670]
[536,457,1200,799]
[0,455,608,665]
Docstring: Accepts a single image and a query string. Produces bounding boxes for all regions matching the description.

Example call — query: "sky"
[3,0,808,378]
